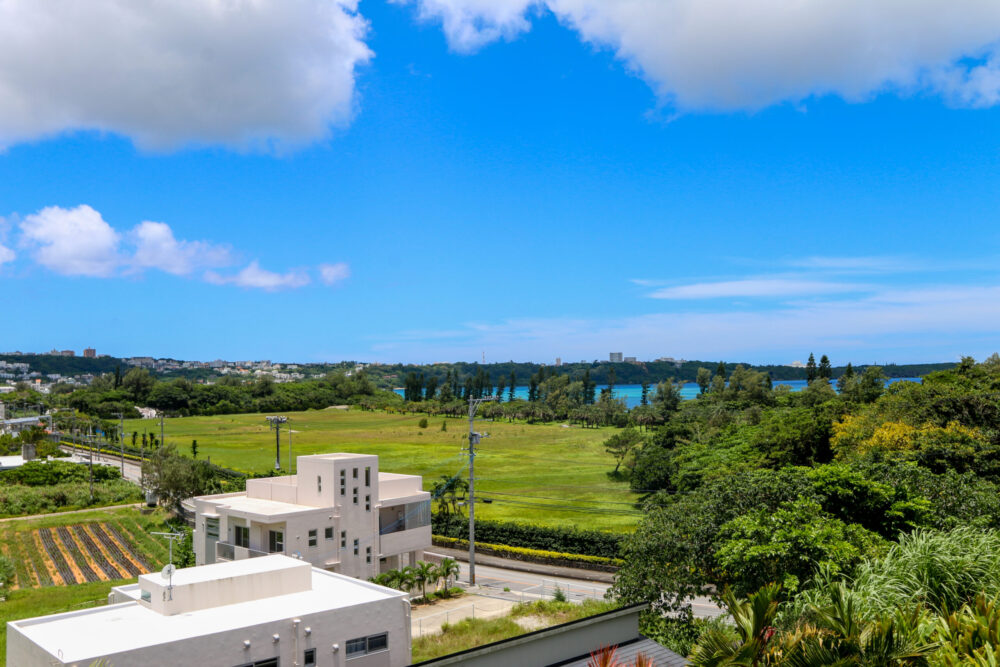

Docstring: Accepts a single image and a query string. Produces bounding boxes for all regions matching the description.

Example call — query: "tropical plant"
[437,557,461,591]
[689,583,782,667]
[412,560,437,600]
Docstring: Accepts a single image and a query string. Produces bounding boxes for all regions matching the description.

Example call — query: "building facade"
[7,555,412,667]
[609,352,623,363]
[193,453,431,579]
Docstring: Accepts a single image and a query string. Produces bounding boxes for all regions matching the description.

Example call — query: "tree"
[689,583,782,667]
[142,443,220,510]
[715,361,727,379]
[508,370,516,402]
[640,381,649,406]
[604,427,645,473]
[412,560,437,600]
[122,367,155,402]
[424,375,439,401]
[496,376,506,403]
[818,354,833,380]
[696,367,713,395]
[836,362,855,392]
[608,367,617,394]
[583,369,596,405]
[528,375,539,403]
[436,557,460,592]
[806,353,817,382]
[191,439,198,459]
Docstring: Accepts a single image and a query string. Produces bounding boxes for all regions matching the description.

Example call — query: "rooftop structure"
[7,554,412,667]
[193,452,432,579]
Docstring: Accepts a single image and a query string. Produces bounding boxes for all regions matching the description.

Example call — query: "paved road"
[59,445,144,483]
[428,553,724,619]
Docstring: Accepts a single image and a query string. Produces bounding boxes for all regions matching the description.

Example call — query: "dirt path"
[410,594,517,637]
[0,503,142,524]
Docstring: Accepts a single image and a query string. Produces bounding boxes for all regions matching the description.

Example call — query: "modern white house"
[7,554,412,667]
[192,453,432,579]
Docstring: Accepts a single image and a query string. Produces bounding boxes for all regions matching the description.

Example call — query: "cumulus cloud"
[19,205,121,276]
[0,244,14,266]
[0,0,372,151]
[205,261,311,291]
[130,221,231,275]
[648,278,870,299]
[319,262,351,286]
[401,0,1000,110]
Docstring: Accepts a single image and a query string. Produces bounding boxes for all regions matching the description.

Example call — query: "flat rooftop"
[203,494,318,517]
[12,557,404,664]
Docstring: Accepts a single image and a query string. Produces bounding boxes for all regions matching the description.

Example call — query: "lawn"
[0,506,176,666]
[124,409,641,532]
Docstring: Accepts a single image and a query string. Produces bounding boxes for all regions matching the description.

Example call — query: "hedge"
[432,515,623,559]
[433,535,622,571]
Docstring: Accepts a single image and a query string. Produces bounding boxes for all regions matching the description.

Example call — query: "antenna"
[265,416,287,471]
[152,531,185,600]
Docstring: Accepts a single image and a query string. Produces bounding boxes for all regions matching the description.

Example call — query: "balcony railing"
[216,542,270,562]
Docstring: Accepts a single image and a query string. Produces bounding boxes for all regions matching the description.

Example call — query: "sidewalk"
[425,545,615,584]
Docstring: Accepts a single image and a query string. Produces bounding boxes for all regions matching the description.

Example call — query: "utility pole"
[117,412,125,477]
[159,414,164,451]
[466,395,496,586]
[266,416,287,471]
[287,420,293,473]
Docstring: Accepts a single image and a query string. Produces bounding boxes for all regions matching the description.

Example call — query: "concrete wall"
[379,526,431,559]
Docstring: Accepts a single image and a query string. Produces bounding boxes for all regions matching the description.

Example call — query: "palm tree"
[689,583,782,667]
[398,566,417,595]
[412,561,437,601]
[436,557,460,593]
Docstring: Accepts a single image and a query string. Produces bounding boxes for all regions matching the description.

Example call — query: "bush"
[418,418,429,429]
[432,515,622,559]
[432,536,622,569]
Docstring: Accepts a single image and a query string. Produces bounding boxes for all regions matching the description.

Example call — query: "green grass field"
[125,409,641,532]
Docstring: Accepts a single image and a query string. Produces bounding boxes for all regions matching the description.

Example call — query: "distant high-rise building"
[60,350,75,357]
[609,352,623,363]
[624,356,637,363]
[555,357,562,366]
[83,348,96,358]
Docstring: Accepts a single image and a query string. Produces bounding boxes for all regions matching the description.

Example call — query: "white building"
[193,453,432,579]
[7,555,411,667]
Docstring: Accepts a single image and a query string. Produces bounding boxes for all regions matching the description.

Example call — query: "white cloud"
[402,0,1000,110]
[0,0,372,151]
[130,221,231,276]
[19,205,120,277]
[319,262,351,286]
[648,278,868,299]
[205,261,311,291]
[0,244,13,265]
[373,284,1000,364]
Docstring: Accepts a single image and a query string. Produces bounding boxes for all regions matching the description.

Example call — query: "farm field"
[125,409,641,532]
[0,506,176,665]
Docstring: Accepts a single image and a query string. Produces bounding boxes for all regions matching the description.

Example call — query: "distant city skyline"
[3,2,1000,364]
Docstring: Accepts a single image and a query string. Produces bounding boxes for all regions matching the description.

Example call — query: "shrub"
[419,418,429,429]
[432,515,622,559]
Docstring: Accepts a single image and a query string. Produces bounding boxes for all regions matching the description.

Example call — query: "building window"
[325,527,334,540]
[205,517,219,539]
[341,531,346,548]
[303,648,316,666]
[140,589,151,602]
[366,546,371,563]
[353,467,358,479]
[340,470,346,496]
[234,525,249,548]
[346,633,389,657]
[308,529,317,547]
[365,494,371,511]
[353,488,358,505]
[353,538,359,556]
[365,466,371,486]
[317,475,322,493]
[268,530,284,553]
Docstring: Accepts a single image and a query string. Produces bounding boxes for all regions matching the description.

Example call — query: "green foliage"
[714,498,885,598]
[418,417,429,429]
[0,480,142,517]
[432,515,622,559]
[604,426,645,473]
[0,555,14,588]
[0,460,121,486]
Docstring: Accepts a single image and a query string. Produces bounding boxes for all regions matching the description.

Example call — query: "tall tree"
[424,375,439,401]
[806,353,818,382]
[496,376,506,403]
[837,362,855,392]
[696,367,712,395]
[640,381,650,406]
[818,354,833,380]
[508,370,516,402]
[608,366,617,394]
[715,361,727,379]
[583,369,596,405]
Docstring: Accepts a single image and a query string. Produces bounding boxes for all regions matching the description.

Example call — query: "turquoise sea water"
[395,377,922,409]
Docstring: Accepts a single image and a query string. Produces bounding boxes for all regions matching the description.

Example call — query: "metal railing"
[215,542,270,561]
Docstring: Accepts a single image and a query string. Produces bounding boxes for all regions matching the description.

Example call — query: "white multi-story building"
[193,453,432,579]
[7,554,412,667]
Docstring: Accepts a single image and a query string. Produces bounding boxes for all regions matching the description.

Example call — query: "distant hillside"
[0,354,124,377]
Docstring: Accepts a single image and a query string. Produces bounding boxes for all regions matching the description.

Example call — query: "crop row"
[56,526,100,583]
[21,531,53,586]
[73,524,125,580]
[106,521,153,571]
[38,528,76,585]
[90,522,142,577]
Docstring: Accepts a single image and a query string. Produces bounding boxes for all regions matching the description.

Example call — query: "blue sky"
[3,0,1000,365]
